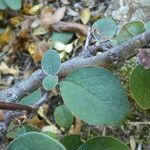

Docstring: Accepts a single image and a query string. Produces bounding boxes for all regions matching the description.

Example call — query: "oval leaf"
[4,0,22,10]
[20,89,41,105]
[92,18,117,42]
[54,105,74,129]
[116,21,144,44]
[60,67,129,125]
[78,136,131,150]
[43,75,58,91]
[80,8,90,24]
[7,132,66,150]
[50,32,74,45]
[130,65,150,109]
[0,0,7,10]
[59,134,83,150]
[0,28,5,34]
[16,125,40,137]
[145,20,150,31]
[7,124,40,139]
[42,131,59,140]
[41,49,61,75]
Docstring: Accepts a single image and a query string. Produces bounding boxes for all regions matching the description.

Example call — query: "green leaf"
[41,49,61,75]
[59,134,83,150]
[130,65,150,109]
[20,89,41,105]
[145,20,150,31]
[60,67,129,125]
[7,132,66,150]
[4,0,22,10]
[50,32,74,45]
[77,136,131,150]
[54,105,74,129]
[42,131,59,140]
[116,21,144,44]
[0,28,5,34]
[43,75,58,91]
[7,124,40,139]
[16,125,41,137]
[0,0,7,10]
[92,18,117,42]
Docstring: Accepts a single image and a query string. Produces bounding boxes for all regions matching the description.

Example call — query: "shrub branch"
[0,30,150,142]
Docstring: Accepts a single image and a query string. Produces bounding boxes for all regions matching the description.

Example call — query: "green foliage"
[7,123,40,139]
[77,136,131,150]
[130,65,150,109]
[16,125,40,137]
[0,0,22,10]
[20,89,41,105]
[60,67,130,125]
[115,21,144,44]
[41,49,61,75]
[0,28,5,34]
[145,20,150,31]
[0,0,7,10]
[54,105,74,129]
[59,134,83,150]
[92,18,117,42]
[42,131,59,139]
[7,132,66,150]
[42,75,58,91]
[50,32,74,44]
[5,17,150,149]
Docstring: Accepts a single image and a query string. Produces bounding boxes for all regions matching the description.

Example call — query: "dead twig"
[0,102,35,113]
[0,93,48,142]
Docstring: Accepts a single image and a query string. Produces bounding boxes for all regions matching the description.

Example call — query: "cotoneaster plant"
[2,18,150,149]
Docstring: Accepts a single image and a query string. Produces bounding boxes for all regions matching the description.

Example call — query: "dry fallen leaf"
[26,115,45,129]
[28,43,37,56]
[52,21,88,36]
[41,7,66,28]
[33,26,49,36]
[28,4,41,15]
[54,41,66,51]
[42,125,61,134]
[19,19,33,39]
[59,51,66,60]
[68,118,82,134]
[64,43,73,53]
[33,41,50,62]
[27,41,49,62]
[0,27,11,45]
[22,4,34,14]
[130,136,136,150]
[31,19,41,28]
[10,16,23,27]
[0,62,19,75]
[80,8,91,24]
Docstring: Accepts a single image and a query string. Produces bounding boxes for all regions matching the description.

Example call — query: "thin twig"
[84,27,91,48]
[0,93,48,142]
[0,102,35,113]
[34,92,48,109]
[79,27,93,57]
